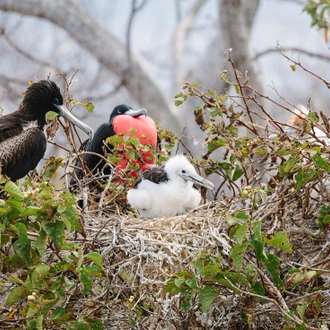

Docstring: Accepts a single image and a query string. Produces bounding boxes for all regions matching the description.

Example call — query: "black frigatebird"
[127,154,214,218]
[70,104,158,186]
[0,80,94,181]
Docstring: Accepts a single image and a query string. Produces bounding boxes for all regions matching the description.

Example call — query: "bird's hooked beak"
[54,104,94,140]
[179,171,214,190]
[125,108,148,117]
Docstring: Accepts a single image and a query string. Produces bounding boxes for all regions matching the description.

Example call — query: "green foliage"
[164,216,298,321]
[303,0,330,42]
[0,158,106,328]
[318,204,330,230]
[168,79,330,328]
[71,98,95,113]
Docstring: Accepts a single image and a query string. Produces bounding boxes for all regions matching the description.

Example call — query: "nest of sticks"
[68,172,330,329]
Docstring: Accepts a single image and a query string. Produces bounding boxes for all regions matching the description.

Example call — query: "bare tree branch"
[254,47,330,62]
[172,0,207,93]
[126,0,148,68]
[0,0,182,132]
[1,27,59,71]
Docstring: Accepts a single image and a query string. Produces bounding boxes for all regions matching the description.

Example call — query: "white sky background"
[0,0,330,130]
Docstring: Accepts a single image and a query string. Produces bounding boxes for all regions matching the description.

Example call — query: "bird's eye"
[182,170,186,174]
[53,98,60,105]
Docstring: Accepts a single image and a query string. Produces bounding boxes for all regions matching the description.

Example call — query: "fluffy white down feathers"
[127,155,214,218]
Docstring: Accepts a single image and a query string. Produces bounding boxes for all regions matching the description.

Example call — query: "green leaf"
[174,277,185,287]
[46,111,58,121]
[70,98,79,106]
[232,165,243,181]
[129,136,141,148]
[265,232,293,253]
[7,200,24,214]
[251,282,265,300]
[31,264,50,284]
[8,275,26,286]
[85,252,103,267]
[313,154,330,172]
[250,221,266,262]
[21,206,40,217]
[297,304,307,320]
[208,107,222,117]
[236,222,249,244]
[208,137,227,152]
[198,286,219,312]
[27,315,43,330]
[255,147,267,155]
[281,156,298,175]
[26,305,40,319]
[307,111,318,122]
[264,254,283,288]
[0,207,7,216]
[164,278,181,295]
[175,99,183,107]
[50,307,71,322]
[41,157,64,182]
[294,168,317,190]
[216,277,239,293]
[34,229,48,255]
[286,269,319,289]
[175,92,184,99]
[226,125,238,136]
[4,181,24,201]
[245,264,258,283]
[43,220,65,249]
[185,274,197,289]
[318,204,330,230]
[62,208,81,233]
[230,240,248,271]
[6,286,28,306]
[79,268,93,295]
[235,212,249,223]
[13,223,32,264]
[82,101,94,113]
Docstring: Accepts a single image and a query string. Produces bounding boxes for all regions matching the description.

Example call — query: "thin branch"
[254,47,330,62]
[1,26,59,71]
[126,0,148,67]
[277,43,330,89]
[172,0,207,92]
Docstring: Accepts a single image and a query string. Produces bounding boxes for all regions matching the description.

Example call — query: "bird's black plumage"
[0,80,93,181]
[132,165,168,188]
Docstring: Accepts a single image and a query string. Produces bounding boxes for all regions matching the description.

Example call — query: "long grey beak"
[54,104,94,140]
[179,172,214,190]
[125,108,148,117]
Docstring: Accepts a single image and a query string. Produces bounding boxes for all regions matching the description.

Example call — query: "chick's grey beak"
[125,108,148,117]
[54,104,94,140]
[180,172,214,190]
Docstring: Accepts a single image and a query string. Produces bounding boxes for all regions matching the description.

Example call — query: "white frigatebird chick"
[127,154,214,218]
[0,80,94,181]
[71,104,158,185]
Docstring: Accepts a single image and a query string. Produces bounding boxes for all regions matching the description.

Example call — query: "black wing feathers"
[133,165,168,188]
[0,128,46,181]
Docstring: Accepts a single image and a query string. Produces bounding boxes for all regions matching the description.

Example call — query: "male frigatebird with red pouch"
[0,80,94,181]
[71,104,158,186]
